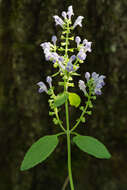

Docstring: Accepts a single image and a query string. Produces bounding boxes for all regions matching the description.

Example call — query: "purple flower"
[85,72,90,81]
[79,80,86,94]
[85,41,92,52]
[91,72,106,95]
[46,76,52,88]
[70,55,76,62]
[73,16,84,29]
[75,36,81,46]
[83,39,92,52]
[67,5,74,20]
[59,56,64,62]
[83,39,88,45]
[40,42,52,61]
[53,15,64,27]
[58,57,65,70]
[65,55,77,72]
[62,11,67,19]
[77,49,87,61]
[50,52,59,63]
[37,82,48,93]
[58,61,65,70]
[40,42,51,50]
[51,35,57,45]
[66,62,74,72]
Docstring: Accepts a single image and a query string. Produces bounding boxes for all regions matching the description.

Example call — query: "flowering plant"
[20,5,111,190]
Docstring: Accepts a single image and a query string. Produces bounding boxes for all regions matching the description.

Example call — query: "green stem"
[64,20,74,190]
[55,108,66,132]
[51,88,66,132]
[65,21,70,58]
[65,98,75,190]
[51,71,60,78]
[56,132,66,137]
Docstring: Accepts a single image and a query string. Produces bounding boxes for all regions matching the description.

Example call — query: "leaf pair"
[54,92,81,108]
[20,134,111,171]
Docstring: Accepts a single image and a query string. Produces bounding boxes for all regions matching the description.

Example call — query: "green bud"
[92,96,96,100]
[53,62,58,68]
[61,35,65,39]
[80,106,84,111]
[67,83,74,87]
[58,47,65,51]
[81,117,86,123]
[53,118,59,125]
[61,42,66,46]
[49,112,55,116]
[58,82,64,86]
[88,101,93,108]
[87,111,92,115]
[68,48,74,52]
[69,36,74,40]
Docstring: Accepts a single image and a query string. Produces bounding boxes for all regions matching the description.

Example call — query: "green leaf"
[73,135,111,159]
[69,92,81,108]
[54,93,68,107]
[20,135,59,171]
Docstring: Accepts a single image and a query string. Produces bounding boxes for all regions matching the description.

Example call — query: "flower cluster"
[37,5,105,97]
[79,72,106,95]
[54,5,83,29]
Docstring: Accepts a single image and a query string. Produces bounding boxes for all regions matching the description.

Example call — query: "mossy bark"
[0,0,127,190]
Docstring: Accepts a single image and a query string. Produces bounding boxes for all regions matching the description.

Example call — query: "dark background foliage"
[0,0,127,189]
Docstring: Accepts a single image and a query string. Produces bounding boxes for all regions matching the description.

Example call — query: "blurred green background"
[0,0,127,189]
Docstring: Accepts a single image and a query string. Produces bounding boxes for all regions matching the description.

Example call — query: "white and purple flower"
[78,80,87,94]
[75,36,81,47]
[73,16,84,29]
[66,55,76,72]
[53,15,64,27]
[83,40,92,52]
[91,72,106,95]
[46,76,52,88]
[51,35,57,45]
[67,5,74,20]
[37,82,48,93]
[77,48,87,61]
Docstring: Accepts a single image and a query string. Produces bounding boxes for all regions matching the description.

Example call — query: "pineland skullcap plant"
[20,5,111,190]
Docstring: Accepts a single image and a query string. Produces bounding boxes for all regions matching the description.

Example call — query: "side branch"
[71,94,91,132]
